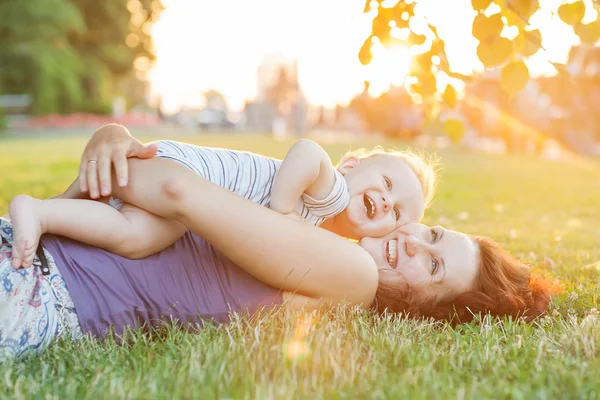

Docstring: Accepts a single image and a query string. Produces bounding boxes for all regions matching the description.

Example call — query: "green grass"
[1,133,599,399]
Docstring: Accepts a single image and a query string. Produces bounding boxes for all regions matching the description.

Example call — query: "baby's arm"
[270,139,336,215]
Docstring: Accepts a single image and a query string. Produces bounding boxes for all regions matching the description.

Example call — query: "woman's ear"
[337,155,360,175]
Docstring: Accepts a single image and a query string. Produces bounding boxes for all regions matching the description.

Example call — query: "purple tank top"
[41,232,283,337]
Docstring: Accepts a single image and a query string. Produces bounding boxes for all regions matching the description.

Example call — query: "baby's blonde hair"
[340,146,441,212]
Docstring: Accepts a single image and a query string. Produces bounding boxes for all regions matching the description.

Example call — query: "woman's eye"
[384,176,392,189]
[431,257,440,275]
[430,228,438,243]
[394,208,401,221]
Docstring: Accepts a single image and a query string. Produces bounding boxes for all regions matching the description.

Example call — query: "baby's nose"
[381,196,390,212]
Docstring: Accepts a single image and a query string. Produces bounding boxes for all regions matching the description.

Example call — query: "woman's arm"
[109,158,379,308]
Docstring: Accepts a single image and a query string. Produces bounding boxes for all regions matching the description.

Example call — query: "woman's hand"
[79,124,158,198]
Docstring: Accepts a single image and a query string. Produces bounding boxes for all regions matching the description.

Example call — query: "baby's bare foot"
[8,195,43,269]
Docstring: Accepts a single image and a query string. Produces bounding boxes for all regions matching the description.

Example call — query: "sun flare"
[365,44,413,96]
[147,0,579,112]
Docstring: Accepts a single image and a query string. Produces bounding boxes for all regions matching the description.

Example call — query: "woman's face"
[359,223,480,304]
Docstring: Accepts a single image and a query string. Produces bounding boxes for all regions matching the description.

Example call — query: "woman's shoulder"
[313,238,379,309]
[342,245,379,307]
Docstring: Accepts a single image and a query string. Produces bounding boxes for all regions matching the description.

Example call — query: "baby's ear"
[337,155,360,175]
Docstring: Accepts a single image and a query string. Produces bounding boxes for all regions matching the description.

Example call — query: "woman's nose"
[404,235,422,257]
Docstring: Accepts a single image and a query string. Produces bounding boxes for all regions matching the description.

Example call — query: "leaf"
[477,36,513,67]
[392,2,413,29]
[393,1,415,17]
[574,18,600,45]
[472,13,504,41]
[514,28,542,57]
[379,5,395,22]
[428,23,438,37]
[500,60,530,95]
[471,0,493,12]
[411,52,433,76]
[447,70,474,82]
[372,13,392,42]
[359,39,373,66]
[407,81,424,97]
[395,16,410,29]
[503,7,528,29]
[408,32,427,46]
[430,38,446,55]
[548,61,569,75]
[442,84,458,108]
[410,69,437,97]
[436,52,451,72]
[443,118,465,143]
[505,0,539,22]
[558,1,585,27]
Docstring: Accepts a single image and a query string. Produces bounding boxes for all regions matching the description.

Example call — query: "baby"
[9,134,438,269]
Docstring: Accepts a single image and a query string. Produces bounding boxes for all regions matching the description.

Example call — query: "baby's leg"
[9,194,185,269]
[9,194,141,268]
[9,195,43,269]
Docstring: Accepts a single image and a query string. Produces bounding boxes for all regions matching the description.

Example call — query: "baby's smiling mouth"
[386,239,397,268]
[363,195,376,219]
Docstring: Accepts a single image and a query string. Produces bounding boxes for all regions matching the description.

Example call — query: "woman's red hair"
[374,236,557,325]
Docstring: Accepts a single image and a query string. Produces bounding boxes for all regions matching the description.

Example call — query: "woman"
[0,128,553,359]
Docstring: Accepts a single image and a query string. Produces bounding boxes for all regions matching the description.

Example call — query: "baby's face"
[337,155,425,239]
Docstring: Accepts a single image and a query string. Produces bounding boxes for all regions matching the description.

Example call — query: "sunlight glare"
[365,45,413,96]
[147,0,582,112]
[286,339,310,360]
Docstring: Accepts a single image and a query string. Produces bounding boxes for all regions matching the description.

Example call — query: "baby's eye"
[394,208,401,221]
[384,176,392,189]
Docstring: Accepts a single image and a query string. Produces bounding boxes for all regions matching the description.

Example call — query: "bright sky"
[148,0,592,113]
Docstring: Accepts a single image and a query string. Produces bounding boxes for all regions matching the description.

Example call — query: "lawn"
[0,133,599,399]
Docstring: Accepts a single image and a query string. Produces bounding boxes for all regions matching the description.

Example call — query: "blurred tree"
[349,82,422,138]
[0,0,86,114]
[203,90,228,110]
[68,0,163,112]
[0,0,163,115]
[360,0,600,140]
[0,81,5,130]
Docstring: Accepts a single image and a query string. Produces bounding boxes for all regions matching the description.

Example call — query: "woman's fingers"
[78,125,154,195]
[79,155,89,193]
[113,151,129,188]
[133,142,159,159]
[112,142,157,188]
[86,159,100,199]
[98,155,112,197]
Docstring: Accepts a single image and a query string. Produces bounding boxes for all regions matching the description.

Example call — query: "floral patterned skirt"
[0,217,83,360]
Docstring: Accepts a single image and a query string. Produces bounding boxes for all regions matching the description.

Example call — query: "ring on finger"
[88,160,98,165]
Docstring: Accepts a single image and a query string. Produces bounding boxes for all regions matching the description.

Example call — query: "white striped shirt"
[111,140,350,226]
